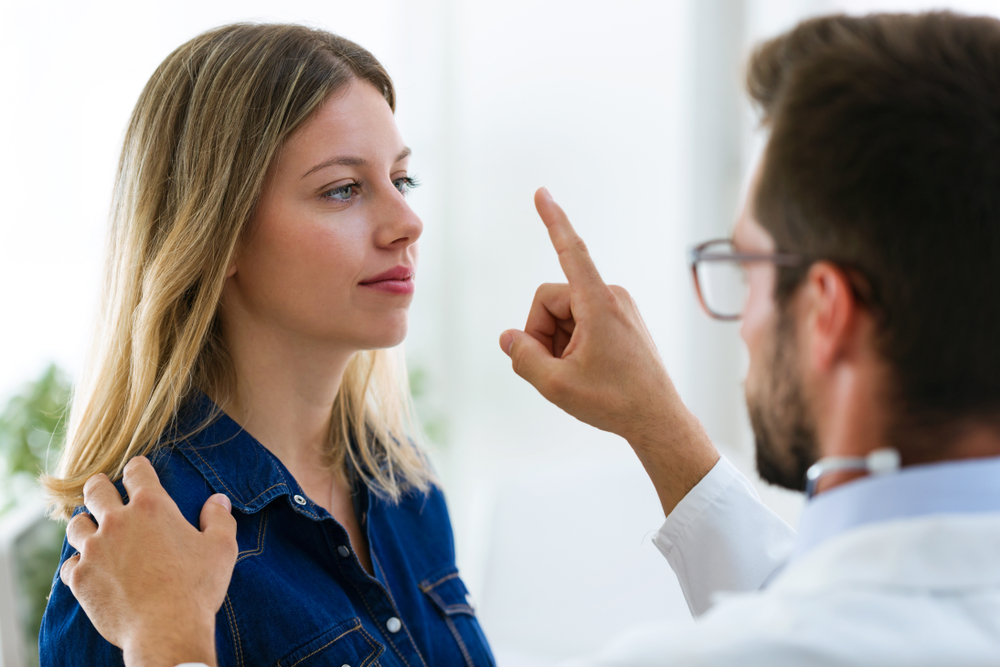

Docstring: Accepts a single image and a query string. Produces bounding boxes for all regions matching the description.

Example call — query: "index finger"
[535,187,606,290]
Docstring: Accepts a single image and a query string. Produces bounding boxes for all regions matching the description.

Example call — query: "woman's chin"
[355,322,409,350]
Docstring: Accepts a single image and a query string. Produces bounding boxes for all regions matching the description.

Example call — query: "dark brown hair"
[747,12,1000,456]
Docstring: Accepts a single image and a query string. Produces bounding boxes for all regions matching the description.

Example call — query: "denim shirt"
[40,395,496,667]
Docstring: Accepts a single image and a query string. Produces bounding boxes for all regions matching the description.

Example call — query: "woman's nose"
[375,186,423,249]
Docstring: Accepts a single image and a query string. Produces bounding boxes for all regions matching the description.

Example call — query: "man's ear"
[801,261,862,373]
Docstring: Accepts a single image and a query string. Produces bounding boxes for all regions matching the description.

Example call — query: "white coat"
[566,457,1000,667]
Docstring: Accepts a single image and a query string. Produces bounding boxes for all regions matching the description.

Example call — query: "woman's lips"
[359,277,415,295]
[359,266,415,295]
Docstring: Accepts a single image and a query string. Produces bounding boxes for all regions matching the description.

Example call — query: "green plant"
[408,362,448,446]
[0,364,72,508]
[0,363,72,667]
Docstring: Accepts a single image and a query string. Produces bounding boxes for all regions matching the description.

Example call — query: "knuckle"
[123,455,148,476]
[222,535,239,561]
[98,510,119,532]
[600,285,624,310]
[509,343,527,375]
[82,473,108,497]
[544,374,569,403]
[127,487,155,511]
[74,558,92,582]
[67,513,93,536]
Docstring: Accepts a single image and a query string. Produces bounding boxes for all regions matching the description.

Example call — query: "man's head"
[739,12,1000,490]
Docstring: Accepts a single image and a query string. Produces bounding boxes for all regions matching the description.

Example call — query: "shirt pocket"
[275,617,384,667]
[420,566,496,667]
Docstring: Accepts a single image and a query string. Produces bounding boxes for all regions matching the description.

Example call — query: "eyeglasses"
[688,239,804,321]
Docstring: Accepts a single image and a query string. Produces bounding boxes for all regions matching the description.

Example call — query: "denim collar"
[166,392,327,519]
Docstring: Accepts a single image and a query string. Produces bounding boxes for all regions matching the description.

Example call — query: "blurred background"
[1,0,998,665]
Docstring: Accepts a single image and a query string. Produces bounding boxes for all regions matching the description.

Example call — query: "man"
[57,11,1000,666]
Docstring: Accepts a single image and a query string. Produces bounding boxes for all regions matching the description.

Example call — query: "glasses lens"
[696,247,747,318]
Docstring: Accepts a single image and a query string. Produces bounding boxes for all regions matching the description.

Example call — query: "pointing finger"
[535,188,606,291]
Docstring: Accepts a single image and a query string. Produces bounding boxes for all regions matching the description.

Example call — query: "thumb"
[500,329,561,390]
[200,494,237,548]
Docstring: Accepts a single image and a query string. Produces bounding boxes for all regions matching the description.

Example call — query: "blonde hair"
[44,23,433,520]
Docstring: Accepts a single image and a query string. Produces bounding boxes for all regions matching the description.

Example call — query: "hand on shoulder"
[60,456,237,667]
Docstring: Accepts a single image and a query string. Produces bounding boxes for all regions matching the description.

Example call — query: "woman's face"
[223,81,422,353]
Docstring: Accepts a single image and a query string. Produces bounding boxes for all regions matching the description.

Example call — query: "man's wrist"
[122,617,217,667]
[626,404,720,516]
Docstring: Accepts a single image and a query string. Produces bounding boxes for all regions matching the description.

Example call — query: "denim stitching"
[184,446,242,501]
[279,620,375,667]
[346,577,414,667]
[419,571,460,590]
[243,482,289,507]
[444,615,476,667]
[181,434,329,521]
[184,444,293,510]
[338,547,417,667]
[236,505,269,563]
[371,551,430,667]
[222,594,244,667]
[419,571,475,615]
[357,626,386,667]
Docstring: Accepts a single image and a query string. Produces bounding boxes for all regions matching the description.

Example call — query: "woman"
[39,23,495,667]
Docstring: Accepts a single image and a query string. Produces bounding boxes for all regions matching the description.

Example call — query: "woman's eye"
[323,184,357,201]
[394,176,420,196]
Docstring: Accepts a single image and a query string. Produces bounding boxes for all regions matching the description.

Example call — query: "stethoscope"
[805,448,901,499]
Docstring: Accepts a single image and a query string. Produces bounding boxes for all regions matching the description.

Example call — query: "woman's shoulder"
[133,444,217,528]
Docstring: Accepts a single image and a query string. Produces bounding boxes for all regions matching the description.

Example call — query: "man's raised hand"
[500,188,719,514]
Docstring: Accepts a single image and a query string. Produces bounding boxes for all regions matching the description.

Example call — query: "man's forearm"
[627,402,720,517]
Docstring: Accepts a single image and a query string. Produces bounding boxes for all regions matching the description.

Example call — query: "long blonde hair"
[44,23,433,520]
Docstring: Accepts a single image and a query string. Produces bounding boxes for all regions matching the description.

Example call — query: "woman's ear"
[225,257,238,278]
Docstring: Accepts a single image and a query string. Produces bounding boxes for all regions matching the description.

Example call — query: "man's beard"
[747,310,819,492]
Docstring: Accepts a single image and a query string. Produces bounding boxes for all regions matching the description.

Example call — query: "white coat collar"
[773,512,1000,593]
[792,455,1000,561]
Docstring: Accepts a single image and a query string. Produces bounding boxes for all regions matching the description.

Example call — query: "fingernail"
[500,332,514,356]
[213,494,232,512]
[540,187,552,200]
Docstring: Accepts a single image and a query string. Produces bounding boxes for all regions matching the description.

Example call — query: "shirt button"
[386,617,402,633]
[292,495,307,506]
[337,545,351,558]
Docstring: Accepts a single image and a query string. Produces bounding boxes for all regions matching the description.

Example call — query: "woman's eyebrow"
[301,147,412,179]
